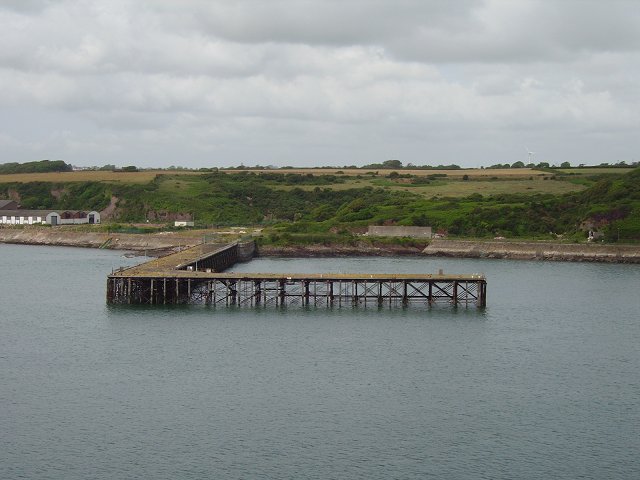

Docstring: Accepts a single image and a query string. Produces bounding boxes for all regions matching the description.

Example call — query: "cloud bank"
[1,0,638,167]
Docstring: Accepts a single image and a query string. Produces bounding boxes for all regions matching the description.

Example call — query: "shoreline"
[0,228,202,257]
[1,228,639,263]
[422,239,640,264]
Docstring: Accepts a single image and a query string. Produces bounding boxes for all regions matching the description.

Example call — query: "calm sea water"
[1,244,639,479]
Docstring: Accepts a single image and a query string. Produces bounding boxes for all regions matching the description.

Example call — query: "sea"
[1,243,639,480]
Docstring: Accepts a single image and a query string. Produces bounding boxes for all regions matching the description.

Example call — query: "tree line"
[0,160,72,174]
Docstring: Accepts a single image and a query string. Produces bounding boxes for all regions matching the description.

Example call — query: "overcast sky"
[1,0,639,168]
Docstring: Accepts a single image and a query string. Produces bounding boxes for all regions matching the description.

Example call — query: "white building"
[0,207,100,225]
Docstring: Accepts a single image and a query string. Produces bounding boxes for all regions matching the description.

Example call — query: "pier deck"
[115,243,232,276]
[107,242,487,308]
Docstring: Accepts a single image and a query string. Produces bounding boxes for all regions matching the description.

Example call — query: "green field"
[0,166,632,186]
[270,176,585,197]
[0,168,585,200]
[555,167,635,175]
[0,166,541,185]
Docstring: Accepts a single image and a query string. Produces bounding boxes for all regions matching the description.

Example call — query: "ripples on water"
[1,245,639,479]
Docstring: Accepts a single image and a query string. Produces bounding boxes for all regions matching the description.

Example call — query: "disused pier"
[107,242,487,307]
[107,241,486,308]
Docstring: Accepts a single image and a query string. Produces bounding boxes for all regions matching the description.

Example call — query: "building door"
[88,214,95,224]
[51,215,58,226]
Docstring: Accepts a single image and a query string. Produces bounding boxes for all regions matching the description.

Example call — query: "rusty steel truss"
[107,274,487,308]
[107,241,486,308]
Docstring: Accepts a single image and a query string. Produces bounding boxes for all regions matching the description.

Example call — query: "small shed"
[175,221,195,227]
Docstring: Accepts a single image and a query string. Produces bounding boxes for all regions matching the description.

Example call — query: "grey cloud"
[0,0,53,13]
[1,0,639,168]
[180,0,640,63]
[177,0,480,46]
[540,0,640,52]
[384,1,640,64]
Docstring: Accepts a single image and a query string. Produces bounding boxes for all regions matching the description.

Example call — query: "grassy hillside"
[0,167,638,242]
[568,167,640,240]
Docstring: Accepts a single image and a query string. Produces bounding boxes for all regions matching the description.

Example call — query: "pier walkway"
[107,242,487,308]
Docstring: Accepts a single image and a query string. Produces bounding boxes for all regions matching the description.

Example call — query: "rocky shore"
[1,228,639,263]
[0,228,203,256]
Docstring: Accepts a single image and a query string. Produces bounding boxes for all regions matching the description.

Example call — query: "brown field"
[0,170,200,184]
[230,167,542,178]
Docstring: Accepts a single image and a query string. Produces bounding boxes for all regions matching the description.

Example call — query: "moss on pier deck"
[113,243,228,276]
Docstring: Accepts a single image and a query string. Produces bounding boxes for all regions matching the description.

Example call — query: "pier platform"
[107,242,487,308]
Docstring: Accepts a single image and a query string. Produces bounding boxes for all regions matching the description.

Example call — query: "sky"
[1,0,639,169]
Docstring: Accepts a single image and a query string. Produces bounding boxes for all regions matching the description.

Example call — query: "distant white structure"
[525,146,535,164]
[587,230,604,242]
[174,220,195,227]
[0,200,100,225]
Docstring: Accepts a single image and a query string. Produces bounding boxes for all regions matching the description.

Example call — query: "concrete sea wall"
[367,226,433,238]
[423,239,640,263]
